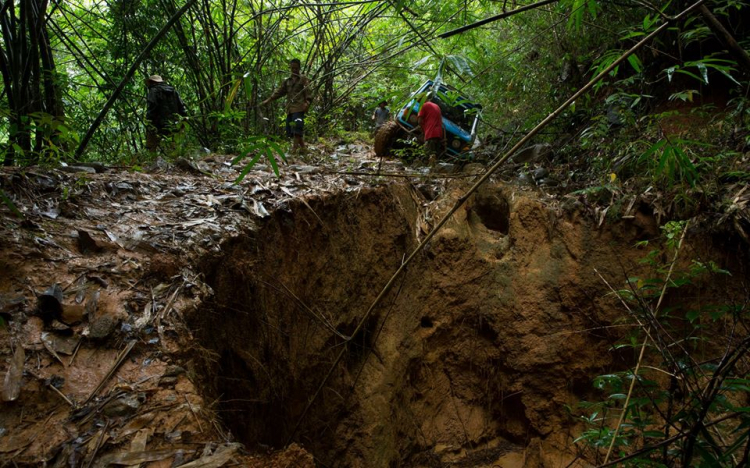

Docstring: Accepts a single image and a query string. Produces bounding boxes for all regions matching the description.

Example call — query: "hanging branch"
[73,0,198,160]
[285,0,708,446]
[438,0,559,39]
[698,5,750,76]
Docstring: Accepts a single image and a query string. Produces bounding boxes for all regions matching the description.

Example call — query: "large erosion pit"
[187,182,744,466]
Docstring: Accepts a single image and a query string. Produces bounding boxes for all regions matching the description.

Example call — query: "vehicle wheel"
[374,121,406,157]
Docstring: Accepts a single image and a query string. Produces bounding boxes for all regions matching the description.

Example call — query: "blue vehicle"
[374,80,482,159]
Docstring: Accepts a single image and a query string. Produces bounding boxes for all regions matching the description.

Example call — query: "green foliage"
[638,138,698,187]
[0,0,743,168]
[665,56,741,87]
[1,189,23,219]
[574,224,748,466]
[561,0,602,31]
[232,136,287,180]
[668,89,699,103]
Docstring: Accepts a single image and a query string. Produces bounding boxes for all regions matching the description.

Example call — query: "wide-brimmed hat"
[147,75,164,83]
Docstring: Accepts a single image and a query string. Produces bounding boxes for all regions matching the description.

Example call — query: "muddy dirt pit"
[188,182,748,466]
[1,158,748,467]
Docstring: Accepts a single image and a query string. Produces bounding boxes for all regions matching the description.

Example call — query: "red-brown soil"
[0,150,747,467]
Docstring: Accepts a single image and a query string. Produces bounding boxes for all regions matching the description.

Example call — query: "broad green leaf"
[640,139,667,160]
[674,69,703,82]
[621,31,645,40]
[225,77,243,112]
[627,55,642,73]
[234,152,263,183]
[696,62,708,83]
[446,55,474,77]
[666,67,675,82]
[267,147,280,177]
[243,72,253,101]
[412,55,431,69]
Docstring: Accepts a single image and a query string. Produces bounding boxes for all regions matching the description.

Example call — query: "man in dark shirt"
[145,75,187,151]
[261,59,313,154]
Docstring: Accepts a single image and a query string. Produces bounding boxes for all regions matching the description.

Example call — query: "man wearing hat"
[145,75,188,151]
[372,99,390,132]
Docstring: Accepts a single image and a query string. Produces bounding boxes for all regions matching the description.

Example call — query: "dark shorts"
[424,138,444,158]
[286,112,305,137]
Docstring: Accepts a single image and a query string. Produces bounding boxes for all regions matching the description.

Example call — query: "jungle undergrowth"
[573,221,750,467]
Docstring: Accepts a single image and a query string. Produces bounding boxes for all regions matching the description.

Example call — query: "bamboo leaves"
[664,56,741,87]
[562,0,601,31]
[639,138,699,187]
[232,135,287,181]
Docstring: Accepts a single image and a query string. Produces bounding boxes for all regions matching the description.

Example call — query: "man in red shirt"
[418,95,444,164]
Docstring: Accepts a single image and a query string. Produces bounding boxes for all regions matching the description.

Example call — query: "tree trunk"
[1,0,63,165]
[699,5,750,76]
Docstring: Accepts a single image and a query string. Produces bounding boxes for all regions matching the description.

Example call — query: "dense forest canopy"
[0,0,748,170]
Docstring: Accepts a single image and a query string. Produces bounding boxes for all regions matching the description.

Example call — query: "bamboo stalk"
[438,0,559,39]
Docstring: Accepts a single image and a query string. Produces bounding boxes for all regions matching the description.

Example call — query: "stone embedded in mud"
[86,291,129,339]
[164,365,186,377]
[431,163,457,173]
[88,315,117,339]
[539,177,559,187]
[102,394,143,418]
[462,163,484,174]
[532,167,549,180]
[159,376,178,386]
[561,197,584,216]
[511,143,552,164]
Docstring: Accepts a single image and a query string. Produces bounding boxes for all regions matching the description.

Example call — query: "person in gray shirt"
[372,100,390,131]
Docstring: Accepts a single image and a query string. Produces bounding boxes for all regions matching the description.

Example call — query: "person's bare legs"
[295,135,306,154]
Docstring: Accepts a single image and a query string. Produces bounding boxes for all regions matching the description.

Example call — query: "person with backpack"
[145,75,188,151]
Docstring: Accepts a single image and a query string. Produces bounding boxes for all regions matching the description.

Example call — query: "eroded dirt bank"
[191,177,749,466]
[1,154,748,467]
